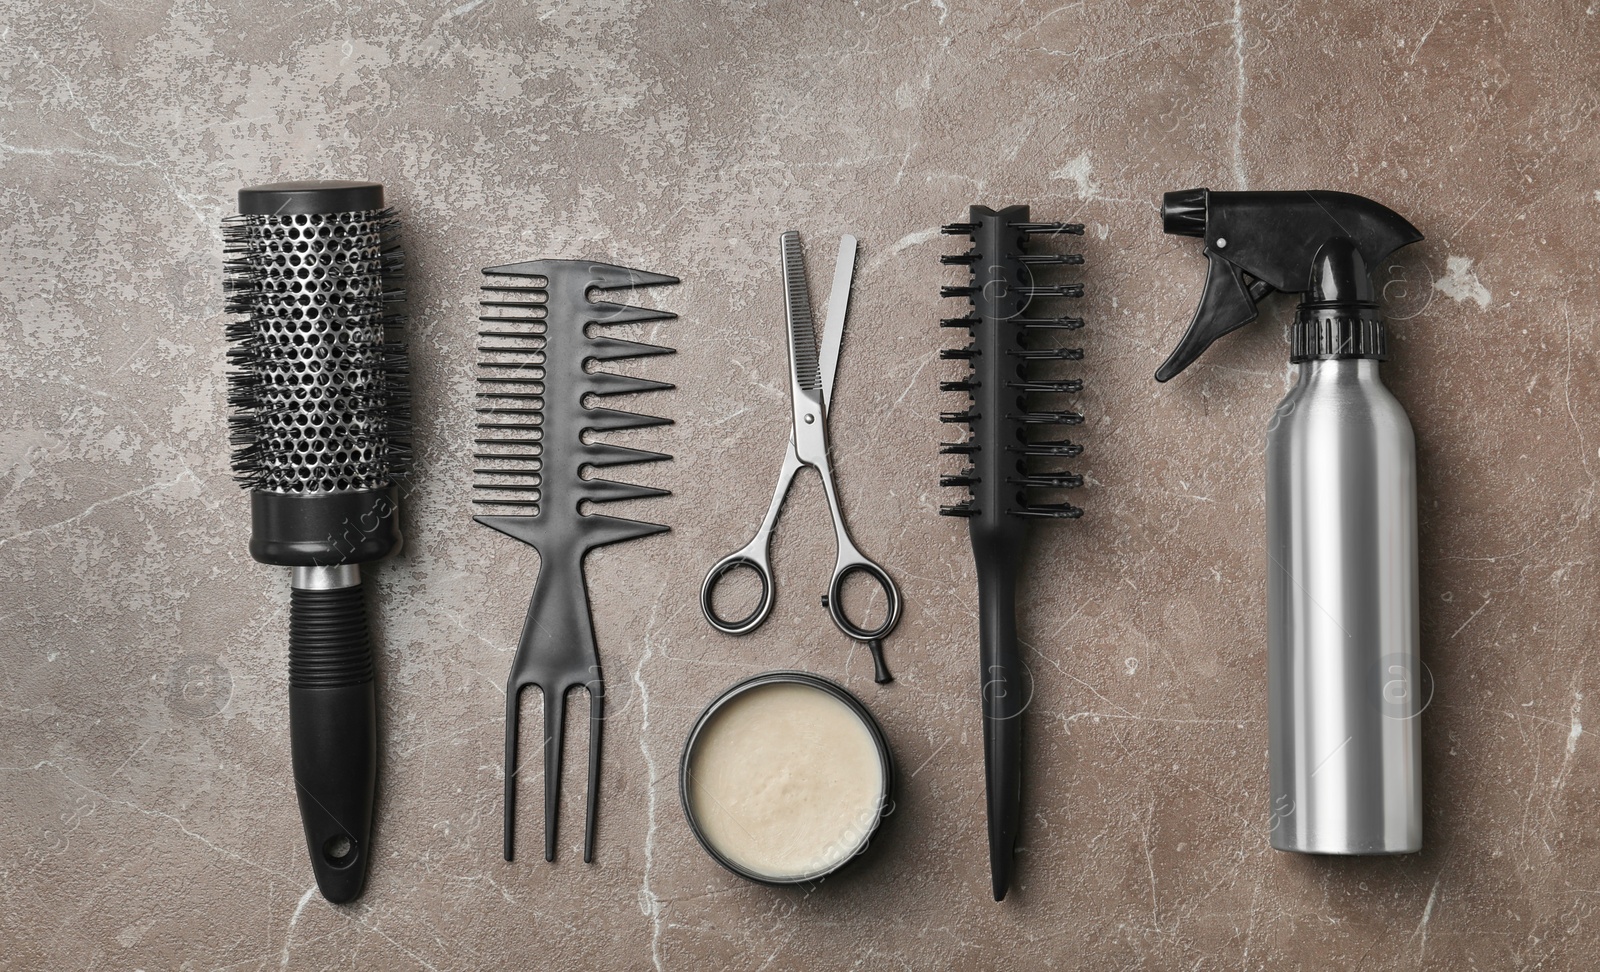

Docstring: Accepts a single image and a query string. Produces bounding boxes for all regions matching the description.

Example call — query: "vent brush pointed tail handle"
[977,552,1023,902]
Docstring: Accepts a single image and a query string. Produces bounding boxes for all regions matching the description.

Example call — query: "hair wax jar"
[679,671,894,884]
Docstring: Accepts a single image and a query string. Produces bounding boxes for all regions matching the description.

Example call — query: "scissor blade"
[819,235,856,408]
[780,230,821,392]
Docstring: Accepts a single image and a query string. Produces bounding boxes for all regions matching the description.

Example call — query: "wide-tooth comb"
[939,205,1085,901]
[472,258,677,865]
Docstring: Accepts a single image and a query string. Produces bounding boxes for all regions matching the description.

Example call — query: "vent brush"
[472,258,677,863]
[939,205,1085,901]
[223,180,410,903]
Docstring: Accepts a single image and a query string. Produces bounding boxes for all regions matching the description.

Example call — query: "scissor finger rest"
[701,552,777,635]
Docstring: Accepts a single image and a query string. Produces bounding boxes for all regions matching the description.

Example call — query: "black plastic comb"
[472,258,677,864]
[939,205,1085,901]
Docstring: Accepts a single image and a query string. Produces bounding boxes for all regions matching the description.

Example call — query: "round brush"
[223,180,409,903]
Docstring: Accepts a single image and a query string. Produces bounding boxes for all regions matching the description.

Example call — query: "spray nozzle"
[1154,189,1424,382]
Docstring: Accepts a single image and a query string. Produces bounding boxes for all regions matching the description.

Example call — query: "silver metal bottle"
[1155,188,1427,853]
[1265,353,1422,854]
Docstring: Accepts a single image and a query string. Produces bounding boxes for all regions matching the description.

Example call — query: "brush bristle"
[223,208,409,493]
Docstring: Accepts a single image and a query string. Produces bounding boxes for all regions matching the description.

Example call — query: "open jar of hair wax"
[679,671,894,884]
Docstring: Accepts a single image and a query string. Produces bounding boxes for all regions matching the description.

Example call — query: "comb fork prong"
[503,686,525,862]
[542,685,566,862]
[584,680,603,863]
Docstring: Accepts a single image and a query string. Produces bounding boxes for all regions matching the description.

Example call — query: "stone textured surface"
[3,0,1599,968]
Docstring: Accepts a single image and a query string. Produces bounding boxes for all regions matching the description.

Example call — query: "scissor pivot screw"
[804,413,815,424]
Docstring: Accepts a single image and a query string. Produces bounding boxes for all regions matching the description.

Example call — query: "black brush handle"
[975,546,1024,902]
[288,584,378,904]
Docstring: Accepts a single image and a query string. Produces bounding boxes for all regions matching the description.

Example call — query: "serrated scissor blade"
[780,230,821,392]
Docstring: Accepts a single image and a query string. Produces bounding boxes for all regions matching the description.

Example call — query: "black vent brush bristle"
[939,205,1085,901]
[223,179,409,904]
[471,258,677,864]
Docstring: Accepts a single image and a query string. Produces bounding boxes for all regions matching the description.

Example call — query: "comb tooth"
[478,330,546,340]
[940,253,978,265]
[476,406,544,416]
[1015,439,1083,457]
[1017,253,1085,266]
[941,317,979,329]
[940,410,979,425]
[479,315,548,325]
[940,473,979,488]
[477,393,544,404]
[583,441,670,467]
[480,298,549,309]
[585,407,672,432]
[477,421,543,431]
[1009,379,1084,394]
[940,442,979,455]
[941,222,976,236]
[1012,473,1084,489]
[472,481,542,492]
[475,436,541,446]
[579,264,680,291]
[1018,284,1084,298]
[1016,222,1085,236]
[479,362,548,373]
[474,453,542,463]
[1017,317,1085,330]
[478,345,546,355]
[581,513,672,548]
[940,379,976,393]
[586,336,674,361]
[941,285,976,299]
[586,371,675,396]
[1012,410,1084,425]
[1014,502,1084,519]
[940,345,978,360]
[479,283,549,294]
[584,479,671,503]
[479,373,546,385]
[586,301,678,326]
[1010,348,1084,361]
[940,502,978,517]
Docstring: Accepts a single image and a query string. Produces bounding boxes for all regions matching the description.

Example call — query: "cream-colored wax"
[687,682,885,880]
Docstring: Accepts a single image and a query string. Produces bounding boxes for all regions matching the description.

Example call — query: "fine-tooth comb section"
[471,258,678,867]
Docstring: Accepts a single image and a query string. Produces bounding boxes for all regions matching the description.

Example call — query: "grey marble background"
[3,0,1600,969]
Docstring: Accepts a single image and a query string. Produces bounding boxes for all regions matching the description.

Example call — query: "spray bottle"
[1156,189,1426,854]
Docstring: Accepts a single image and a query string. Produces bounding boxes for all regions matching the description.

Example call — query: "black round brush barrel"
[225,180,408,904]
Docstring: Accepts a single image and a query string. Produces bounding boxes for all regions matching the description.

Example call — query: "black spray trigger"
[1155,250,1270,382]
[1154,188,1423,382]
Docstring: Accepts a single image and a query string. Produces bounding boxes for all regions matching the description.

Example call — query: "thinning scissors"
[700,231,902,681]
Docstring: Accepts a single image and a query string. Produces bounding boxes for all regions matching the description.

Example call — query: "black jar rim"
[678,670,895,886]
